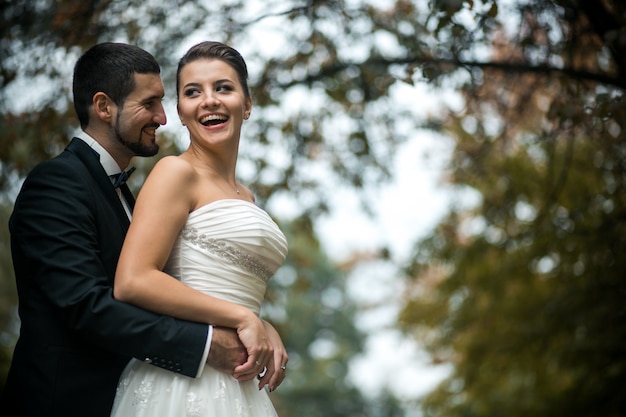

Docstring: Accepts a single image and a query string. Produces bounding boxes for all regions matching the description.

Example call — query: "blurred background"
[1,1,625,416]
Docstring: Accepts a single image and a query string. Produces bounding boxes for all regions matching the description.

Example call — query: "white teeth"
[200,114,227,124]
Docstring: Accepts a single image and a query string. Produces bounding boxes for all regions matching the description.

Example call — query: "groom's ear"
[93,92,115,122]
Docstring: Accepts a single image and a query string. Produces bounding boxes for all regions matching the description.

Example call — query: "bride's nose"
[202,91,220,108]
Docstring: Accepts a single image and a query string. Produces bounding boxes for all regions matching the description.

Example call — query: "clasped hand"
[208,319,288,391]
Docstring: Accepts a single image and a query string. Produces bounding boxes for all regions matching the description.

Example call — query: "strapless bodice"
[163,199,287,315]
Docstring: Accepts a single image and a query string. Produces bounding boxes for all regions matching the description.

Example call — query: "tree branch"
[280,55,626,91]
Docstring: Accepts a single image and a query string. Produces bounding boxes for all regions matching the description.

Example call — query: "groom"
[2,43,248,417]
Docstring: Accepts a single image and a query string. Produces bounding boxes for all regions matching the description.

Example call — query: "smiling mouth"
[200,114,228,126]
[143,123,160,136]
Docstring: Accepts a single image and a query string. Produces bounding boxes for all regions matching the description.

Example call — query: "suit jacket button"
[144,357,152,364]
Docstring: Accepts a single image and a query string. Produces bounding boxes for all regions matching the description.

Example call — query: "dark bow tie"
[111,167,136,189]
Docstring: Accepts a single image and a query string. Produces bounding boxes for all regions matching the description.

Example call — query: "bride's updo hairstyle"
[176,41,250,101]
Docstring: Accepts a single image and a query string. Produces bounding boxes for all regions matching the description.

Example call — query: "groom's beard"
[115,113,160,157]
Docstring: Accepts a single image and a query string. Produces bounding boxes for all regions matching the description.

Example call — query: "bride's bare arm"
[113,157,271,373]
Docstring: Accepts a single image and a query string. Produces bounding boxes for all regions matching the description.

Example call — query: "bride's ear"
[243,97,252,120]
[177,104,185,126]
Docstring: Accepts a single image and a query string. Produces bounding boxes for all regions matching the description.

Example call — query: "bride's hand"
[232,315,273,381]
[256,320,288,391]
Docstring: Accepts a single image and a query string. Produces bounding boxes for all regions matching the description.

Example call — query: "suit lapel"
[118,183,136,211]
[65,138,132,227]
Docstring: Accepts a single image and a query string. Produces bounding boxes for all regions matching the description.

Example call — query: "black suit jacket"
[2,138,208,417]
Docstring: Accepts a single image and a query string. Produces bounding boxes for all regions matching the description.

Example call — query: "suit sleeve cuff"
[195,325,213,378]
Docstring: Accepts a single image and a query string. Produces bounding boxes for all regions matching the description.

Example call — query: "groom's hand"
[206,326,248,374]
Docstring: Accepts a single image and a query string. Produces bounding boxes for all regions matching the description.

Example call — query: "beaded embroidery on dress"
[110,199,288,417]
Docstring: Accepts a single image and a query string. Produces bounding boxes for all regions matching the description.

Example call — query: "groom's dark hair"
[73,42,161,129]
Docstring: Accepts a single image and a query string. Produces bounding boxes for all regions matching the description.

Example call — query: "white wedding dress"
[111,199,288,417]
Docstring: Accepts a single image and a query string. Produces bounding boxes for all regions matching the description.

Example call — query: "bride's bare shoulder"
[150,155,198,178]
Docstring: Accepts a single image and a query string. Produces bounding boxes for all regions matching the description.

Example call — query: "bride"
[110,41,288,417]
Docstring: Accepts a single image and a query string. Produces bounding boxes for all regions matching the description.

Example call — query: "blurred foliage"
[265,216,405,416]
[0,203,16,394]
[2,0,626,415]
[398,1,626,416]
